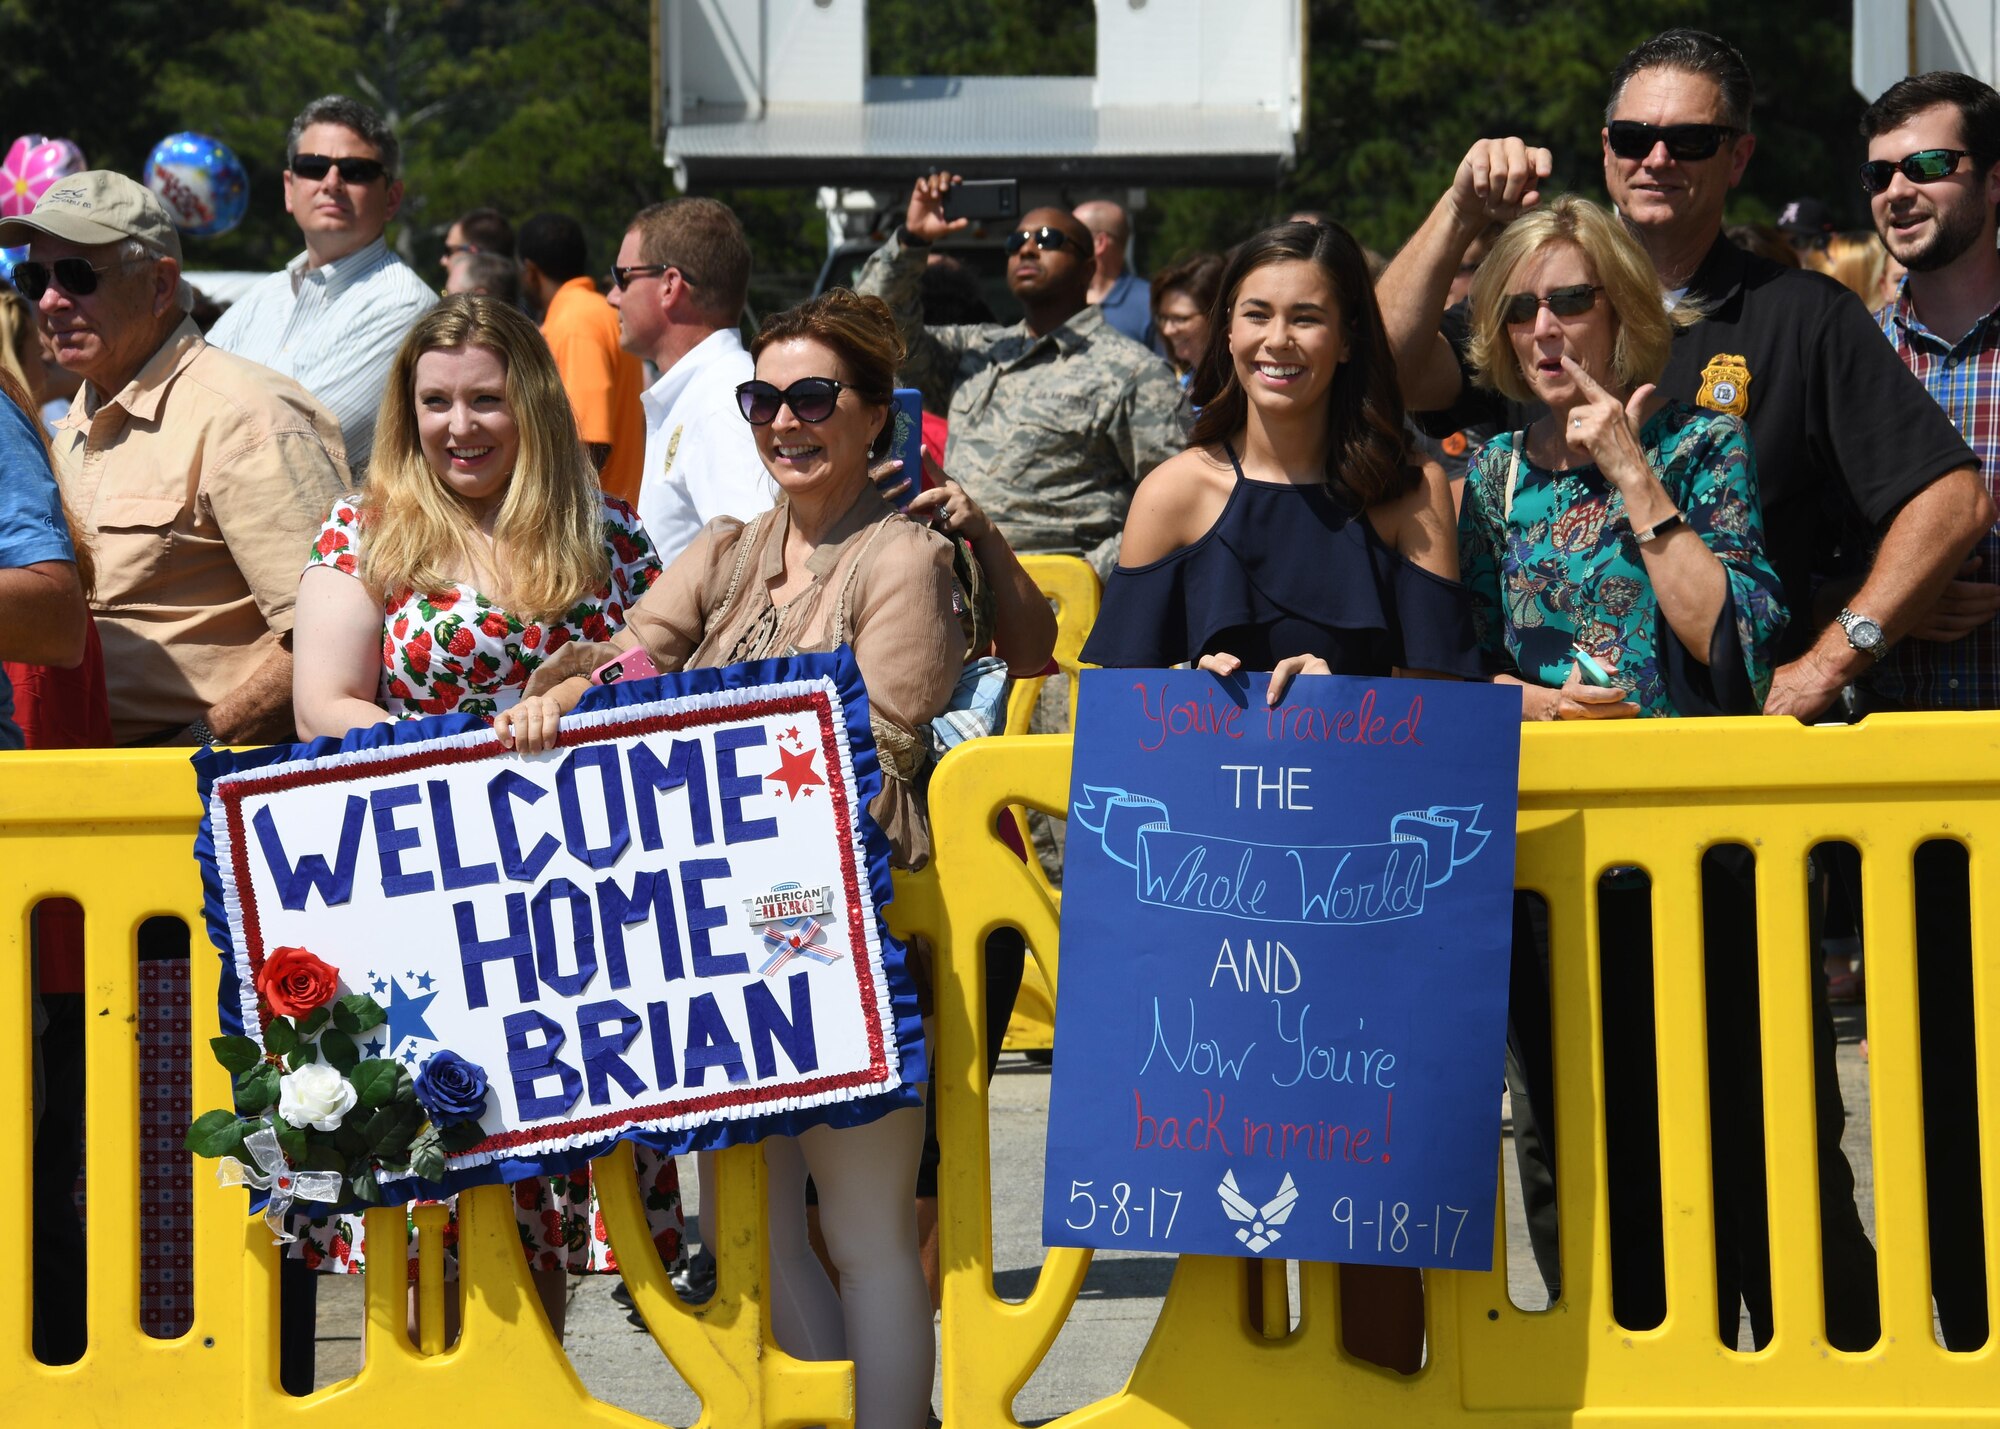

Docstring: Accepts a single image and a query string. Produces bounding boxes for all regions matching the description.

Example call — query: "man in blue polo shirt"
[1075,199,1156,350]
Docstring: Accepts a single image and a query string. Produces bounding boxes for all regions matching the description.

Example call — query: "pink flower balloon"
[2,135,88,219]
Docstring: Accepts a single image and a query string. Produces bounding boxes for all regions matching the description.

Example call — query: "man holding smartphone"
[857,173,1186,580]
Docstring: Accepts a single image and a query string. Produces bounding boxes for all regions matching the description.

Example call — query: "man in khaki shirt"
[0,171,350,746]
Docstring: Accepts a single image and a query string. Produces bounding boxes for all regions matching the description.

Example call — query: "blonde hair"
[0,285,39,404]
[1467,194,1697,403]
[1815,231,1893,311]
[360,296,608,622]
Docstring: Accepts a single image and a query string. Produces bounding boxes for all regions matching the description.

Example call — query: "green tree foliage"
[1,0,666,276]
[0,0,1876,286]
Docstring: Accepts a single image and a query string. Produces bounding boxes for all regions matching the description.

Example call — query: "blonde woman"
[289,295,682,1333]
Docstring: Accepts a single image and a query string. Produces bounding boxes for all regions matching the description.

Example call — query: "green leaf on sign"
[332,1123,371,1158]
[335,992,386,1034]
[438,1120,486,1154]
[362,1102,425,1164]
[296,1005,331,1038]
[185,1109,248,1157]
[349,1171,383,1205]
[273,1121,308,1165]
[349,1058,407,1108]
[233,1063,281,1114]
[320,1031,360,1074]
[304,1143,346,1174]
[210,1035,262,1074]
[410,1140,447,1186]
[264,1018,299,1057]
[286,1045,315,1072]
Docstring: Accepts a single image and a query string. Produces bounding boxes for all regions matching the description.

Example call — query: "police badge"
[1697,353,1751,417]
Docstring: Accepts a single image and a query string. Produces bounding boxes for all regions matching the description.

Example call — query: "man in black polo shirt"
[1378,29,1990,1354]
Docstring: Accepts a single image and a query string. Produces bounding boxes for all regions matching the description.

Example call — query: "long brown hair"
[361,296,607,621]
[1188,222,1416,508]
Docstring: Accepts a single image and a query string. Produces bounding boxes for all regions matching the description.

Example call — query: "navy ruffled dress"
[1080,450,1482,677]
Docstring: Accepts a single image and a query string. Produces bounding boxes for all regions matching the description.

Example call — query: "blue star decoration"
[382,973,441,1052]
[371,973,388,995]
[415,972,435,992]
[361,1035,385,1058]
[400,1045,420,1065]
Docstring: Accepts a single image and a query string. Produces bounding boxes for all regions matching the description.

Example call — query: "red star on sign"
[767,742,825,801]
[783,725,800,743]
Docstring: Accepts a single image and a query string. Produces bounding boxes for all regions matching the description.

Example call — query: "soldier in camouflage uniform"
[857,173,1188,580]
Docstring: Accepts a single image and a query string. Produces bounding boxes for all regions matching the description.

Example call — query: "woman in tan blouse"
[500,288,963,1429]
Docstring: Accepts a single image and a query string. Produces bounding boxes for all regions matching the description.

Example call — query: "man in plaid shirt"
[1861,68,2000,1354]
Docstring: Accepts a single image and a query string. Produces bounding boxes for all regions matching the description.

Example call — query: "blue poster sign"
[1042,670,1520,1269]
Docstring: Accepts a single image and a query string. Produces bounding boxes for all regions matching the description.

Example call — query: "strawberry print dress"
[287,493,684,1277]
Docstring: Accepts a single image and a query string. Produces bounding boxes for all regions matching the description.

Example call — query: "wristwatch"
[1835,608,1887,662]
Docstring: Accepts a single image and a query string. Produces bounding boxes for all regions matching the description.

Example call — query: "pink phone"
[593,646,660,685]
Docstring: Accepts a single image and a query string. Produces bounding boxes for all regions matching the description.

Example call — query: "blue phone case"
[889,389,925,509]
[1569,647,1615,687]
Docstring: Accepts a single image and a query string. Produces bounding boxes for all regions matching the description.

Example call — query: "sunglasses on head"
[1500,284,1602,326]
[10,256,141,301]
[289,153,388,184]
[735,377,863,425]
[1004,226,1074,255]
[1859,148,1968,195]
[1606,120,1739,162]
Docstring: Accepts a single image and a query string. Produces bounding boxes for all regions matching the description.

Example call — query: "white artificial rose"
[277,1062,358,1132]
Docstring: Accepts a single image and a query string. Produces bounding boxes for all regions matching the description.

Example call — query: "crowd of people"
[7,24,2000,1421]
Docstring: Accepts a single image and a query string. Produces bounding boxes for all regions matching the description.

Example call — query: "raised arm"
[854,173,972,405]
[1377,138,1551,412]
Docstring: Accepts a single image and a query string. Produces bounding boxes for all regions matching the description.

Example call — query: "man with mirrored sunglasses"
[856,172,1185,581]
[1858,69,2000,1354]
[1379,27,1991,1359]
[206,94,436,474]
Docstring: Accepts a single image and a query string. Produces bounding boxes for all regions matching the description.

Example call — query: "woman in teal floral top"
[1457,196,1786,717]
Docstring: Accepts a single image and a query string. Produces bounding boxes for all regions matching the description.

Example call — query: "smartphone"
[593,646,661,685]
[940,178,1018,223]
[888,388,925,510]
[1569,645,1616,687]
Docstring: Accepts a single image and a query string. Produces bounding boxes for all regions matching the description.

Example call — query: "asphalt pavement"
[312,1004,1880,1423]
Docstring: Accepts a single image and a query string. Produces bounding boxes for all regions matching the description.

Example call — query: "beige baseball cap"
[0,170,182,262]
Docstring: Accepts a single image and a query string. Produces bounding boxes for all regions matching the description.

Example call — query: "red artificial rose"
[255,945,339,1019]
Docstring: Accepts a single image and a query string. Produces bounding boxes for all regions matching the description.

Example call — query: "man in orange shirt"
[517,212,646,504]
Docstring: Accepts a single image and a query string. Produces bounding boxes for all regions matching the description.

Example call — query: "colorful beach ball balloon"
[2,135,87,220]
[145,132,248,238]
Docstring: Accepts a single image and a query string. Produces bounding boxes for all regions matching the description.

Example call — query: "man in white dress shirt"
[611,198,773,559]
[205,94,436,474]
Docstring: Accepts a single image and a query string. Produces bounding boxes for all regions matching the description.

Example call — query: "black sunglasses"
[10,256,140,301]
[610,262,698,291]
[289,153,388,184]
[1004,226,1074,255]
[1860,148,1968,195]
[1500,284,1602,326]
[735,377,863,425]
[1606,121,1739,162]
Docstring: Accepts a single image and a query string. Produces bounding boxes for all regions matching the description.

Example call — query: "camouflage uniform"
[857,230,1189,579]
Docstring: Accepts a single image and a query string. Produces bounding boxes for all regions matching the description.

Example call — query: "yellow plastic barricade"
[0,749,851,1429]
[920,716,2000,1427]
[8,712,2000,1426]
[997,554,1099,1056]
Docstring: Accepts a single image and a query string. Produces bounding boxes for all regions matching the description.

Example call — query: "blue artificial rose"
[413,1050,490,1126]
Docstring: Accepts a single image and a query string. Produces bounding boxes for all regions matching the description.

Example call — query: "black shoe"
[671,1246,717,1303]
